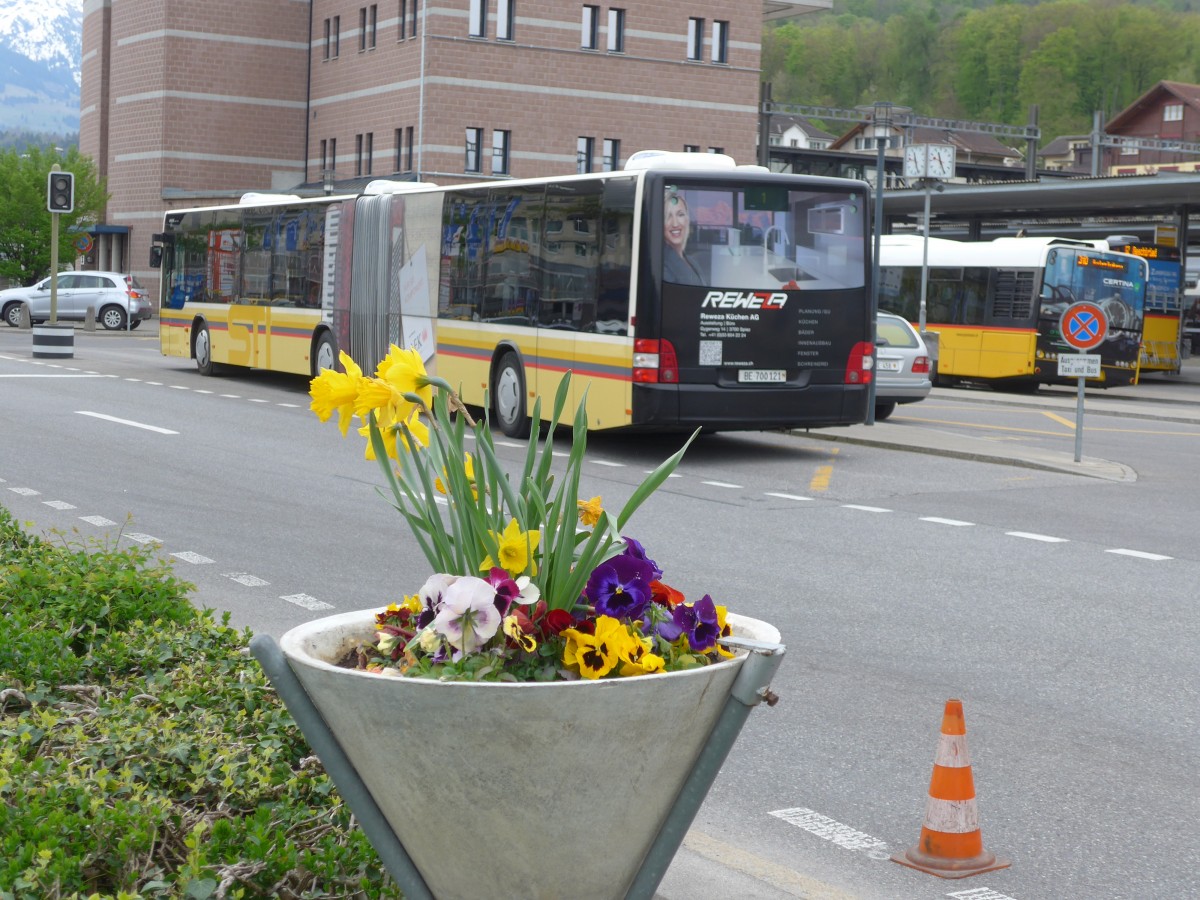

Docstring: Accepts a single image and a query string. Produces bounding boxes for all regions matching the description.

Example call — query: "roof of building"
[1106,80,1200,132]
[770,115,836,140]
[828,122,1019,159]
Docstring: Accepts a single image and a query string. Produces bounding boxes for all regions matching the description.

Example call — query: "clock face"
[903,146,925,179]
[929,146,955,178]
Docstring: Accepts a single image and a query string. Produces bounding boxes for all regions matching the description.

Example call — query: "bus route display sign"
[1059,301,1108,351]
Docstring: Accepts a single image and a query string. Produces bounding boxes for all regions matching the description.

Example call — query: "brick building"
[79,0,829,304]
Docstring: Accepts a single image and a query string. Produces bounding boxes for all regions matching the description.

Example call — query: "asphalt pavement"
[14,318,1200,899]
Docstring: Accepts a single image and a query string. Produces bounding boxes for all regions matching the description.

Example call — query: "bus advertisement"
[878,235,1149,389]
[1104,240,1182,374]
[152,154,874,434]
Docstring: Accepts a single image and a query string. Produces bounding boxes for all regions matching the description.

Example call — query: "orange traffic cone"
[891,699,1011,879]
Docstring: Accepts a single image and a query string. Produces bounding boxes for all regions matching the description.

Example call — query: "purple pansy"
[662,595,721,652]
[621,536,663,581]
[585,553,656,620]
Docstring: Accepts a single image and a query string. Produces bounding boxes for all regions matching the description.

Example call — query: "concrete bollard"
[84,306,97,331]
[19,304,31,329]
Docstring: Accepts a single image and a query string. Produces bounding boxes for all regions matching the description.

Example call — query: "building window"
[360,5,377,51]
[324,17,341,59]
[1164,103,1184,122]
[582,5,599,49]
[493,130,511,175]
[1120,138,1139,157]
[711,20,728,64]
[399,0,419,39]
[687,18,703,61]
[707,146,724,154]
[606,8,625,52]
[366,132,374,175]
[355,134,364,176]
[577,136,594,173]
[322,137,337,176]
[469,0,486,37]
[466,127,483,172]
[396,126,414,172]
[323,19,331,59]
[497,0,514,40]
[683,144,699,153]
[320,139,328,172]
[602,138,620,172]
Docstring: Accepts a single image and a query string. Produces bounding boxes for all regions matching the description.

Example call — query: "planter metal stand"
[251,630,784,900]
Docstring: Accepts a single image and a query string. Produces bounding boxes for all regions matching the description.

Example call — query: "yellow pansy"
[617,628,666,676]
[479,519,540,577]
[503,615,537,652]
[561,616,627,679]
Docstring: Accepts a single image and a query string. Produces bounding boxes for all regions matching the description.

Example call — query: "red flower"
[650,580,685,607]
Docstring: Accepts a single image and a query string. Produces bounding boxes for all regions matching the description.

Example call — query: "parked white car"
[874,312,933,420]
[1,271,152,330]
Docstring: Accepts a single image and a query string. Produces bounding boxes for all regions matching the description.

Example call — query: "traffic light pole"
[49,204,60,324]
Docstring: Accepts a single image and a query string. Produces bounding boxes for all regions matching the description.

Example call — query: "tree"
[0,145,108,286]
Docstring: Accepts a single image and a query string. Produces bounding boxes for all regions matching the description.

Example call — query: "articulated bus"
[877,235,1149,389]
[1103,239,1183,375]
[152,153,874,434]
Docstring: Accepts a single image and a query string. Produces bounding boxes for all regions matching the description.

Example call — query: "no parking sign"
[1059,301,1107,351]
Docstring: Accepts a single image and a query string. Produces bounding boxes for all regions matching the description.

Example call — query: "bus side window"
[540,182,601,331]
[594,177,635,335]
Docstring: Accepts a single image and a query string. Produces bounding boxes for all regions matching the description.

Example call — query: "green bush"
[0,506,402,899]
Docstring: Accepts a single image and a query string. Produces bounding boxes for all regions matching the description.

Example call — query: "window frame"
[492,129,511,175]
[582,5,599,49]
[711,19,728,64]
[469,0,486,38]
[577,136,595,174]
[466,126,484,173]
[687,17,703,61]
[606,7,625,53]
[497,0,514,41]
[1164,103,1184,123]
[602,138,620,172]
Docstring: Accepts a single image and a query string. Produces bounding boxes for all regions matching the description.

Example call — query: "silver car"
[1,271,152,330]
[874,312,932,420]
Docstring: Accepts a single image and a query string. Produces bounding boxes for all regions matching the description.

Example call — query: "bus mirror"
[149,246,163,268]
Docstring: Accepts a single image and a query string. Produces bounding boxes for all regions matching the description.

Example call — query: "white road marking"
[248,398,269,403]
[1106,548,1173,561]
[281,593,335,611]
[172,551,215,564]
[9,487,40,496]
[219,394,240,398]
[841,504,891,513]
[1006,531,1068,543]
[43,500,76,510]
[76,411,179,434]
[80,515,116,527]
[769,808,890,860]
[194,389,214,394]
[223,572,270,587]
[169,385,188,390]
[0,373,105,378]
[277,402,301,408]
[590,459,624,467]
[702,480,743,489]
[764,492,813,501]
[921,516,974,526]
[948,888,1021,900]
[123,532,160,544]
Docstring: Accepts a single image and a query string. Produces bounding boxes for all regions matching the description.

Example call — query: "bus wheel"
[195,324,217,376]
[492,352,530,438]
[874,401,897,421]
[312,332,336,378]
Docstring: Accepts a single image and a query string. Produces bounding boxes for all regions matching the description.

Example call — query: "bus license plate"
[738,369,786,383]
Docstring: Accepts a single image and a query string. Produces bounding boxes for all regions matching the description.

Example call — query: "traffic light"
[47,171,74,213]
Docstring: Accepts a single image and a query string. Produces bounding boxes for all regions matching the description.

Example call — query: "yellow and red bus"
[152,153,874,434]
[878,235,1149,390]
[1103,239,1183,376]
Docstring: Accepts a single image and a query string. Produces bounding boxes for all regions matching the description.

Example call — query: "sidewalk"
[807,356,1200,483]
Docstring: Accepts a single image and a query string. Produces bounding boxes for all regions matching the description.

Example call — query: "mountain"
[0,0,81,136]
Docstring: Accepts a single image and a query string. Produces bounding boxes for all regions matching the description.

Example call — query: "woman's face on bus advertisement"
[664,193,690,254]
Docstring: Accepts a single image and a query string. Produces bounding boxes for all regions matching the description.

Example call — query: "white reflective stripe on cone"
[934,732,971,768]
[922,796,981,833]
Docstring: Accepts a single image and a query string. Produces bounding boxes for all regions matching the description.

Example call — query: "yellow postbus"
[878,235,1149,390]
[152,153,875,434]
[1104,240,1183,376]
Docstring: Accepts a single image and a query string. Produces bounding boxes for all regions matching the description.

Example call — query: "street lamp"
[858,101,909,425]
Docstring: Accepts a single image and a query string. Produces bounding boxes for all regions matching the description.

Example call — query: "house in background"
[1102,80,1200,175]
[763,115,835,151]
[826,120,1021,186]
[79,0,831,302]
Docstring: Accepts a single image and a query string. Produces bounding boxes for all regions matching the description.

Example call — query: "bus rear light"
[633,338,679,384]
[845,341,874,384]
[912,355,931,374]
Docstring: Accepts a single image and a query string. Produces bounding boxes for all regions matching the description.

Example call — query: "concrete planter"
[274,608,782,900]
[31,322,74,359]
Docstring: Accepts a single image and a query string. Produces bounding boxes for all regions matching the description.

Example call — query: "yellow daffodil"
[377,345,434,410]
[562,616,628,679]
[480,519,540,577]
[577,495,603,527]
[435,452,478,497]
[309,351,366,436]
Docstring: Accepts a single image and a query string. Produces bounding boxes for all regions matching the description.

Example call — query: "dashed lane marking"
[281,593,335,611]
[921,516,974,526]
[1106,548,1173,561]
[948,888,1021,900]
[8,487,40,496]
[223,572,271,587]
[172,551,215,564]
[764,492,813,501]
[1006,531,1069,543]
[43,500,76,510]
[80,515,117,527]
[841,504,891,513]
[124,532,160,544]
[590,459,625,467]
[769,807,891,860]
[76,411,179,434]
[702,480,743,489]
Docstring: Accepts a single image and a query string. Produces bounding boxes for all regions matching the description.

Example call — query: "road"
[2,325,1198,900]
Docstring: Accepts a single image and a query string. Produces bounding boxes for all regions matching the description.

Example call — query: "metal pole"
[1074,374,1085,463]
[920,180,931,334]
[867,133,884,425]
